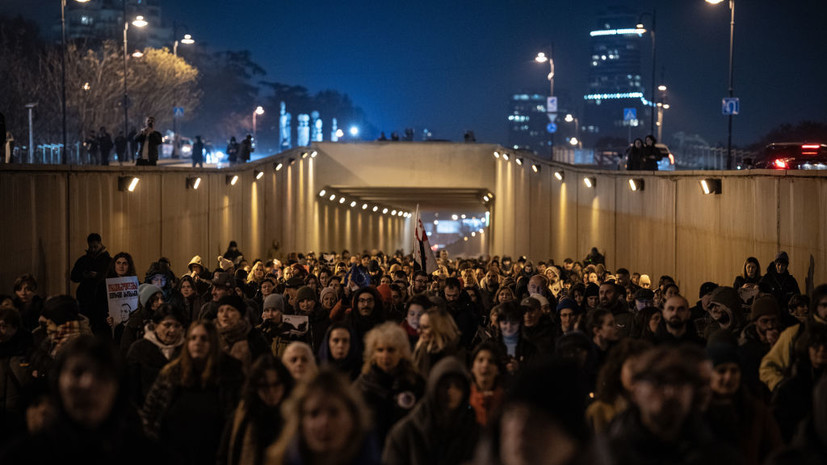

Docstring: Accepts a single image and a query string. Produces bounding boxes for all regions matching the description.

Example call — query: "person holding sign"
[97,252,138,340]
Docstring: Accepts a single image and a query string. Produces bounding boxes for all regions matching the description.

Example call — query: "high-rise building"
[60,0,170,50]
[506,92,553,156]
[582,6,652,147]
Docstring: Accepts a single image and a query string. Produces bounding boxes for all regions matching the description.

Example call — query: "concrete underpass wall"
[1,157,407,295]
[492,161,827,297]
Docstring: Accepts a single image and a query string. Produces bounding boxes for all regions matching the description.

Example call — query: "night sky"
[5,0,827,146]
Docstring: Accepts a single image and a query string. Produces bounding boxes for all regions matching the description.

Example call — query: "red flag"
[412,205,438,274]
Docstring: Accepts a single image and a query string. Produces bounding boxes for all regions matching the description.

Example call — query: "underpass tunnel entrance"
[332,187,494,258]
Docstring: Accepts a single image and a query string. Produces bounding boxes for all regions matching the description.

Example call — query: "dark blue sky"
[5,0,827,146]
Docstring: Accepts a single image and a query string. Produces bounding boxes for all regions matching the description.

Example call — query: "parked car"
[160,134,193,158]
[751,143,827,170]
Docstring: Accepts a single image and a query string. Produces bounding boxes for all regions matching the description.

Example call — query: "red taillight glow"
[773,159,788,169]
[802,145,820,149]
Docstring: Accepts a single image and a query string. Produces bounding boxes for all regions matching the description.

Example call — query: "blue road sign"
[173,106,185,116]
[546,122,557,134]
[623,108,637,121]
[722,98,740,115]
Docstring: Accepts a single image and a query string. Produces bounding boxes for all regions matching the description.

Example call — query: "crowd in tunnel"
[0,235,825,465]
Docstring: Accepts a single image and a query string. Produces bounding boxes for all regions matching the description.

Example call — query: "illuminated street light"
[658,84,667,91]
[253,106,265,146]
[181,33,194,45]
[123,12,147,145]
[705,0,736,168]
[569,137,579,146]
[349,126,359,136]
[132,15,148,27]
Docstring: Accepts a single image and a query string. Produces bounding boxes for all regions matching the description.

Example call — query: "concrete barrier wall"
[492,161,827,299]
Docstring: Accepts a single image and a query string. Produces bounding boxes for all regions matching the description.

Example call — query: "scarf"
[143,323,185,360]
[51,320,83,357]
[219,319,253,369]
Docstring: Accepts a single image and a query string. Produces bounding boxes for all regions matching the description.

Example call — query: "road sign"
[546,96,558,113]
[722,98,740,115]
[623,108,637,121]
[546,123,557,134]
[173,106,185,117]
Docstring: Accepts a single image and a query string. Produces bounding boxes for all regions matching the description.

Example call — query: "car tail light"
[773,159,788,169]
[802,144,820,149]
[802,144,820,155]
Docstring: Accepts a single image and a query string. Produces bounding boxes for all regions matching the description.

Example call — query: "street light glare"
[349,126,359,136]
[658,85,667,91]
[705,0,725,4]
[132,16,148,27]
[181,34,195,45]
[569,137,579,146]
[255,106,265,115]
[131,50,143,58]
[534,52,548,63]
[565,114,574,122]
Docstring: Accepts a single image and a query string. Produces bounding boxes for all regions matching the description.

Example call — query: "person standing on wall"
[135,116,162,166]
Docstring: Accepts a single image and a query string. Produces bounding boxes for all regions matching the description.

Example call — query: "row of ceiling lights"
[318,187,411,218]
[493,151,542,173]
[551,170,722,194]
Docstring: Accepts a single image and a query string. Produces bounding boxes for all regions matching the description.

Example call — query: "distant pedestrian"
[98,126,113,166]
[114,130,127,165]
[239,134,253,163]
[626,138,644,170]
[191,135,204,168]
[135,116,162,166]
[127,127,138,162]
[85,129,99,165]
[226,136,239,165]
[641,134,662,170]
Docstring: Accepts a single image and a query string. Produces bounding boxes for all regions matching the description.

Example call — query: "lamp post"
[253,106,264,146]
[564,114,581,148]
[122,5,147,142]
[535,50,555,153]
[656,85,669,142]
[60,0,90,164]
[171,25,194,159]
[636,9,656,136]
[706,0,735,169]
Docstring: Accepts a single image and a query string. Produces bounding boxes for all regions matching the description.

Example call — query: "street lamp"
[122,10,147,143]
[171,27,194,158]
[706,0,736,169]
[60,0,90,164]
[564,114,581,148]
[656,85,669,142]
[636,9,657,136]
[534,51,554,97]
[253,106,264,146]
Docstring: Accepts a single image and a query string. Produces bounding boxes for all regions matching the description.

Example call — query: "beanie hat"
[710,286,741,314]
[699,282,719,298]
[217,256,234,271]
[187,255,204,271]
[584,283,599,298]
[212,272,234,290]
[775,251,789,265]
[706,340,740,367]
[634,289,654,301]
[42,295,81,325]
[376,284,393,306]
[751,295,780,321]
[263,294,285,312]
[296,286,317,303]
[138,283,163,308]
[217,295,246,313]
[556,298,579,314]
[320,287,337,304]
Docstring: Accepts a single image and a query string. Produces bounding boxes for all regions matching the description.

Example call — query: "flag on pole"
[412,204,438,274]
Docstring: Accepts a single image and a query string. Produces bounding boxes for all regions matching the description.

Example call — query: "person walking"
[134,116,162,166]
[84,129,99,165]
[626,138,644,170]
[239,134,253,164]
[114,130,128,165]
[191,135,205,168]
[98,126,114,166]
[226,137,239,165]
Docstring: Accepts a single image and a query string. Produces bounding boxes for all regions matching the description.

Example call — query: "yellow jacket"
[759,314,827,391]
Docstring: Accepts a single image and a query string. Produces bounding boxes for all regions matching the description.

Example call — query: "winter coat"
[652,319,706,347]
[760,315,827,392]
[126,328,183,406]
[705,388,782,465]
[134,129,163,163]
[626,144,644,170]
[12,295,43,332]
[317,325,362,380]
[522,314,557,356]
[445,294,480,350]
[760,267,801,309]
[383,357,480,465]
[70,247,112,311]
[0,329,33,435]
[738,324,772,399]
[218,400,283,465]
[641,144,662,170]
[771,360,826,443]
[354,362,425,444]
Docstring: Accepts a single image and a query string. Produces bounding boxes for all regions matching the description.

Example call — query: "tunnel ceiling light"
[118,176,139,192]
[274,162,283,171]
[372,206,379,212]
[339,197,346,204]
[483,195,489,202]
[391,209,397,215]
[434,219,439,225]
[493,151,500,159]
[515,157,523,166]
[288,158,296,166]
[255,170,264,180]
[350,201,357,207]
[461,214,466,219]
[463,237,468,241]
[362,203,368,210]
[186,176,201,190]
[502,153,510,161]
[583,177,596,188]
[628,178,644,192]
[226,175,239,186]
[310,150,318,158]
[319,189,327,197]
[532,164,541,173]
[487,192,494,198]
[329,194,336,201]
[554,171,564,181]
[382,208,389,214]
[301,152,309,159]
[700,178,722,195]
[398,211,404,217]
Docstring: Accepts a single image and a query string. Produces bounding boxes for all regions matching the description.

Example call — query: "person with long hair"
[219,354,295,465]
[140,320,244,465]
[317,323,362,380]
[178,275,207,324]
[12,273,44,332]
[354,322,425,444]
[413,307,461,377]
[468,342,506,426]
[265,369,381,465]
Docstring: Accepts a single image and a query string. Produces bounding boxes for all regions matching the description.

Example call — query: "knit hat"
[187,255,204,271]
[296,286,316,303]
[706,339,740,367]
[217,295,246,313]
[212,272,234,290]
[320,287,337,304]
[521,296,541,311]
[710,286,741,313]
[775,251,789,265]
[376,284,393,306]
[699,282,719,298]
[217,256,234,271]
[138,283,163,308]
[42,295,81,325]
[751,295,780,321]
[584,283,599,298]
[263,294,285,312]
[556,298,579,314]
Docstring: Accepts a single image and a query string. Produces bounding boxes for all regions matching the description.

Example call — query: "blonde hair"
[415,307,460,354]
[361,322,413,374]
[281,341,318,380]
[246,262,264,284]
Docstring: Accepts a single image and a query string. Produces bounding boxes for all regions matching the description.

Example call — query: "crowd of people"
[1,234,826,465]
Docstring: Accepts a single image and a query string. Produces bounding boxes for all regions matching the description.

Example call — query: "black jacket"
[354,363,425,444]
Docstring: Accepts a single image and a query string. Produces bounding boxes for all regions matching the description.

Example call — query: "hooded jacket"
[382,357,480,465]
[317,324,362,380]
